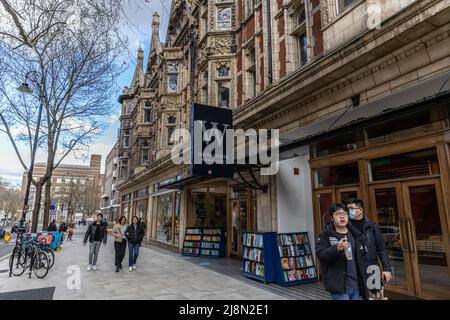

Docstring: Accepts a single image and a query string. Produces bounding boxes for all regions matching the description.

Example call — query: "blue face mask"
[349,208,358,220]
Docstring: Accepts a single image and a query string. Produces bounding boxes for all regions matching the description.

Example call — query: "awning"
[279,70,450,153]
[161,175,205,189]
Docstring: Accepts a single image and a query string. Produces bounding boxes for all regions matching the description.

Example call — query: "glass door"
[231,199,248,257]
[402,179,450,299]
[369,183,416,296]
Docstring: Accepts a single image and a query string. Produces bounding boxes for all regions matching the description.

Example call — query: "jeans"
[128,242,140,267]
[88,241,101,265]
[331,287,361,300]
[114,239,127,267]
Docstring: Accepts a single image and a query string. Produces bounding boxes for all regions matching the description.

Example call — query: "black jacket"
[315,223,370,300]
[83,222,107,244]
[47,223,57,232]
[125,224,145,244]
[59,223,67,232]
[350,217,392,273]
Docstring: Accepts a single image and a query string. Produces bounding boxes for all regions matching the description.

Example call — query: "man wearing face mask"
[347,199,392,287]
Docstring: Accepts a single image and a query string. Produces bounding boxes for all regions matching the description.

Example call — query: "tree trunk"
[31,183,43,233]
[43,181,51,231]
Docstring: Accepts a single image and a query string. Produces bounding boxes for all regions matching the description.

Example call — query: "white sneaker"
[133,265,136,270]
[87,265,92,271]
[129,266,133,271]
[92,265,97,270]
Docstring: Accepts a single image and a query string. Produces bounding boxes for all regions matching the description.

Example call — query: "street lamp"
[17,70,44,234]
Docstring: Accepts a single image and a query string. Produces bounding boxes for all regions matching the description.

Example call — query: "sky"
[0,0,171,187]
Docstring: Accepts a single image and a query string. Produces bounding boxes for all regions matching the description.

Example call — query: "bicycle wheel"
[46,248,55,269]
[9,249,26,276]
[33,251,49,279]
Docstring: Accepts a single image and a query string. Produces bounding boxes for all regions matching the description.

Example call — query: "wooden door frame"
[401,178,450,299]
[313,188,336,238]
[368,182,416,297]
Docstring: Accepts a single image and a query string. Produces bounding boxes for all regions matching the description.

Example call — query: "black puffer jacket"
[350,217,392,273]
[125,223,145,244]
[315,223,370,300]
[83,222,107,244]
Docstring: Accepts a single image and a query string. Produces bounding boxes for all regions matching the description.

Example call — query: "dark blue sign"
[191,103,234,178]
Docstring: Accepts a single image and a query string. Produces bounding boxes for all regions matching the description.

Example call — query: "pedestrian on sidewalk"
[83,213,107,271]
[111,216,128,273]
[59,220,67,243]
[346,198,392,298]
[48,220,57,232]
[125,216,145,271]
[315,203,370,300]
[139,218,147,247]
[67,223,74,241]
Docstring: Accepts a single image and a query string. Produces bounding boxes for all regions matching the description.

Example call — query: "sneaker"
[92,265,97,270]
[87,265,92,271]
[133,265,136,270]
[129,266,133,271]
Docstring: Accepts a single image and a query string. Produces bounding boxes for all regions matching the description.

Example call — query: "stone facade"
[105,1,450,276]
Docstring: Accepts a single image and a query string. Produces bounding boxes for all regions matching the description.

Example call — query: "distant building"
[21,154,103,223]
[101,141,120,222]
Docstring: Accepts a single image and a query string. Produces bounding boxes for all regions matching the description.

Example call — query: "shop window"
[217,6,232,31]
[316,162,359,188]
[155,192,180,245]
[337,0,356,14]
[369,149,439,182]
[136,199,146,218]
[193,193,207,227]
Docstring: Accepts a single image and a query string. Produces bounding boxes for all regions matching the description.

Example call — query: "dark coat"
[47,223,57,232]
[59,223,67,232]
[315,223,370,300]
[83,222,107,244]
[125,224,145,244]
[350,217,392,272]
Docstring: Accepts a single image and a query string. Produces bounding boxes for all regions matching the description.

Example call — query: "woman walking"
[111,216,128,272]
[125,216,145,271]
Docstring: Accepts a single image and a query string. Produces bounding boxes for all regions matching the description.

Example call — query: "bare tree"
[0,0,128,232]
[0,178,22,225]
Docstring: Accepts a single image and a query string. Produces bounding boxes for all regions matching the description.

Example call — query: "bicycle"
[9,238,50,279]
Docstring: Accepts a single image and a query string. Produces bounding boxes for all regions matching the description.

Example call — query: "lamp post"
[18,71,44,234]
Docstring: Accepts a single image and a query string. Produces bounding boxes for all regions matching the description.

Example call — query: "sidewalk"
[0,227,286,300]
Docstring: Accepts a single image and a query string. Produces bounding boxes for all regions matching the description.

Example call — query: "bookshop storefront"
[173,178,257,258]
[302,100,450,299]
